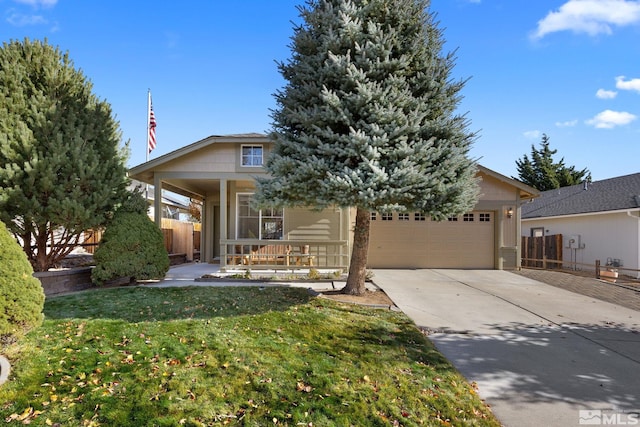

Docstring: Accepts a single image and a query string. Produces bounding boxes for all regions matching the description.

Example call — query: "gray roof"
[522,173,640,219]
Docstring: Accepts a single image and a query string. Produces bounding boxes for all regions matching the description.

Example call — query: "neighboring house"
[130,180,192,221]
[521,173,640,277]
[128,133,537,271]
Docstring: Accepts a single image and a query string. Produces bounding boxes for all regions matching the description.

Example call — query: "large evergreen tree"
[255,0,479,294]
[515,134,590,191]
[0,39,129,271]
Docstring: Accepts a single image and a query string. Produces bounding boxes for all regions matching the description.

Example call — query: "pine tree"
[515,134,590,191]
[0,39,129,271]
[255,0,479,295]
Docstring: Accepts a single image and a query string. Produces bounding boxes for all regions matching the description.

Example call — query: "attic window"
[241,145,263,167]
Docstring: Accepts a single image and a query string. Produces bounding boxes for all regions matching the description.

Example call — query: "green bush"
[0,220,45,343]
[91,192,169,285]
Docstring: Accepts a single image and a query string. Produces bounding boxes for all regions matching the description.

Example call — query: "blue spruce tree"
[256,0,479,294]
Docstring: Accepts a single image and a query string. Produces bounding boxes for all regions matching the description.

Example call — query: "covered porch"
[128,134,352,273]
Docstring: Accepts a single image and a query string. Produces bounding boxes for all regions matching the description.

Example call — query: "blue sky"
[1,0,639,181]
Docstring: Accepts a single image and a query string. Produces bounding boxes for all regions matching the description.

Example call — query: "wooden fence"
[83,218,200,260]
[82,230,102,254]
[521,234,563,269]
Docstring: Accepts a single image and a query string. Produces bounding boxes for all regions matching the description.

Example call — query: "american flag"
[148,98,157,153]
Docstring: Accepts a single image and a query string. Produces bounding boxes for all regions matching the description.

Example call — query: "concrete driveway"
[372,269,640,427]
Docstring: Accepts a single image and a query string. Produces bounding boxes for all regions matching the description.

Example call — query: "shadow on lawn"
[427,320,640,409]
[44,285,314,322]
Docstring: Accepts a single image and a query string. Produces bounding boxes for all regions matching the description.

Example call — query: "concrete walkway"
[372,269,640,427]
[153,262,379,292]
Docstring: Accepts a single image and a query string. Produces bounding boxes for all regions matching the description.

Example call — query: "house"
[128,133,537,271]
[521,173,640,277]
[129,180,192,221]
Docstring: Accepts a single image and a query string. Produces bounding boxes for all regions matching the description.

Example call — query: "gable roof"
[477,165,539,200]
[128,133,269,183]
[127,132,538,201]
[522,173,640,219]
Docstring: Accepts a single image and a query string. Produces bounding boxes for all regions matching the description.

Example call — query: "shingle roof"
[521,173,640,218]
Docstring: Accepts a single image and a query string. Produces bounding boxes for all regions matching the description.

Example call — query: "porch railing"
[220,239,349,271]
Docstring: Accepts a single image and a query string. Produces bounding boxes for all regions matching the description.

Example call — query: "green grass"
[0,286,499,426]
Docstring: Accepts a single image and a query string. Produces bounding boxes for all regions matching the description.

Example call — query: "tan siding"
[478,172,518,200]
[502,211,517,247]
[157,144,237,173]
[285,208,342,240]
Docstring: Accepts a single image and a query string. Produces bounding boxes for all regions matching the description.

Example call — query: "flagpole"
[146,89,151,163]
[146,89,151,203]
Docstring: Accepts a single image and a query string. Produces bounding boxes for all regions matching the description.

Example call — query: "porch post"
[153,175,162,228]
[220,179,228,268]
[204,198,216,263]
[200,197,207,262]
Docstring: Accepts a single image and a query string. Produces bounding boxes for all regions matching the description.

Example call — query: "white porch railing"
[220,239,349,271]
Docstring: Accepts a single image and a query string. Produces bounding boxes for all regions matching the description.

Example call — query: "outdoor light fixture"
[507,207,514,219]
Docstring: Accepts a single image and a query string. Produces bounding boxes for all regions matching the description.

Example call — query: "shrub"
[0,220,45,344]
[91,192,169,285]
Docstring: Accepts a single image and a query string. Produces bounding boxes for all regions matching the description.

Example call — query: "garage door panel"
[368,221,429,268]
[368,212,494,269]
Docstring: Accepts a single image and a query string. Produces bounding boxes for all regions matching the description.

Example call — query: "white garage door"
[368,211,495,269]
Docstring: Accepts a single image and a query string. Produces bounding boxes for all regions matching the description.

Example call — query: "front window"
[236,194,283,239]
[241,145,263,167]
[260,206,284,240]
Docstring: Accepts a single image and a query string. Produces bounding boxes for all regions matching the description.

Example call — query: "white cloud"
[12,0,57,7]
[532,0,640,39]
[596,89,617,99]
[6,12,46,26]
[556,120,578,127]
[523,130,542,139]
[616,75,640,93]
[586,109,637,128]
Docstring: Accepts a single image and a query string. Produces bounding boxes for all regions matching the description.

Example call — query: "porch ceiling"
[161,178,220,200]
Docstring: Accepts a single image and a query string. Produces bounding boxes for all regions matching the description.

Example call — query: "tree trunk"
[34,230,49,272]
[342,207,371,296]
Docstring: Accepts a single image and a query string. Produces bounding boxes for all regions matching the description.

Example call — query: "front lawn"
[0,286,499,426]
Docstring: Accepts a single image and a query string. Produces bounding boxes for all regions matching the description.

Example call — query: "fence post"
[595,259,600,279]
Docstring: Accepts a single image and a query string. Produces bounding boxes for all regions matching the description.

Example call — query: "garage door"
[367,211,495,268]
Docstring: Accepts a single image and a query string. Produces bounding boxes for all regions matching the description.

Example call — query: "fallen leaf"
[296,382,313,393]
